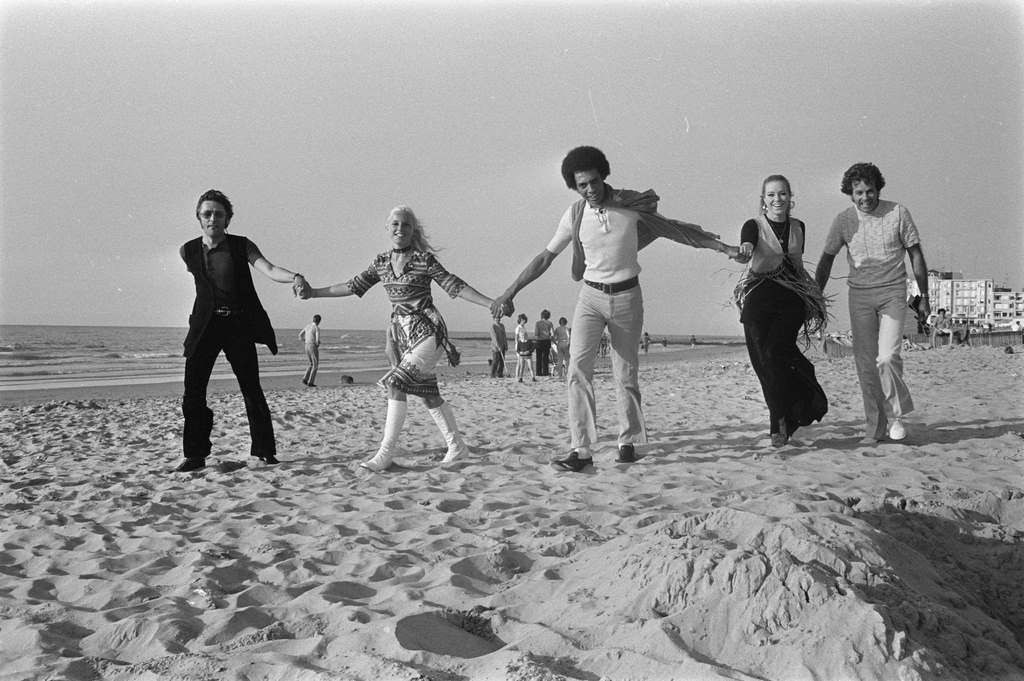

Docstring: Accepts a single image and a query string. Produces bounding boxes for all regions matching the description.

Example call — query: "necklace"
[765,217,790,253]
[392,245,412,253]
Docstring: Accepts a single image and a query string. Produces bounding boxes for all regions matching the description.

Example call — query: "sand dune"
[1,345,1022,680]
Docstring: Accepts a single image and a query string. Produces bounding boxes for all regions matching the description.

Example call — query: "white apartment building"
[993,288,1024,325]
[922,271,1022,327]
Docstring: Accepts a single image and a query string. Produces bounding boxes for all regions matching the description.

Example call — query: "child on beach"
[514,314,537,382]
[299,206,495,471]
[552,317,571,378]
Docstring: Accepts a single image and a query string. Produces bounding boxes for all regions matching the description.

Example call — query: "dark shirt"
[740,218,791,254]
[199,238,263,307]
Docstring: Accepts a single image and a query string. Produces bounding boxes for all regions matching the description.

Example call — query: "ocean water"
[0,325,743,392]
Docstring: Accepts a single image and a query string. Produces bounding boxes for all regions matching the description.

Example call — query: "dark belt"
[213,306,243,317]
[583,276,639,294]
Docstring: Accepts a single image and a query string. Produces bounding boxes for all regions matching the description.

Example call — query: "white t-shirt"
[546,202,642,284]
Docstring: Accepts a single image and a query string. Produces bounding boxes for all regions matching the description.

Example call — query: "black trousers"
[742,282,827,435]
[182,315,276,460]
[535,339,552,376]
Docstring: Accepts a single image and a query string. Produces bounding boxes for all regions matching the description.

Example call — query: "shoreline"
[0,345,748,406]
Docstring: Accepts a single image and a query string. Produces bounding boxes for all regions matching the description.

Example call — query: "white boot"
[361,399,407,471]
[429,401,470,463]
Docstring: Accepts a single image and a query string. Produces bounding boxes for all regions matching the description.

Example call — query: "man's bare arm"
[489,249,559,317]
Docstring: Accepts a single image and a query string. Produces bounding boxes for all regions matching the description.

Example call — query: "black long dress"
[739,218,827,436]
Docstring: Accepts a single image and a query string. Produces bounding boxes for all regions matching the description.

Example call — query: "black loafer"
[616,444,637,463]
[254,454,280,465]
[552,451,593,472]
[175,458,206,472]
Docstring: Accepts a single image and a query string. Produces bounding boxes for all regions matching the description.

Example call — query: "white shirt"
[546,202,642,284]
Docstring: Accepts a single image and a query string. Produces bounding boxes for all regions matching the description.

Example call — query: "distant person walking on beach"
[815,163,931,443]
[514,314,536,382]
[490,315,508,378]
[734,174,828,446]
[299,314,321,387]
[490,145,745,471]
[299,206,495,471]
[534,310,555,376]
[553,317,571,378]
[641,331,650,354]
[177,189,310,472]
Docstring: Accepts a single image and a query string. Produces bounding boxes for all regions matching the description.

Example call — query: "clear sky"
[2,0,1021,335]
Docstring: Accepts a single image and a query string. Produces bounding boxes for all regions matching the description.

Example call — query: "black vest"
[181,234,278,358]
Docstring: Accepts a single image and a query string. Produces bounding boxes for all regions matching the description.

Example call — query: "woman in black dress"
[734,175,828,446]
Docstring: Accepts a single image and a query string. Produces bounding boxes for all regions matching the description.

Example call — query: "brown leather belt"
[583,276,639,294]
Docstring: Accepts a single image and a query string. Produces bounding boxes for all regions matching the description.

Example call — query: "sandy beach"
[1,344,1022,681]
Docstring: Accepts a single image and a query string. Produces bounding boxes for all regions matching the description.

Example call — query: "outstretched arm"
[457,285,495,310]
[641,215,747,262]
[304,282,355,299]
[907,244,931,319]
[489,249,559,317]
[814,252,836,292]
[252,256,309,296]
[252,256,303,283]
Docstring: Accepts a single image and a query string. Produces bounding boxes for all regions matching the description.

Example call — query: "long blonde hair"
[387,205,438,253]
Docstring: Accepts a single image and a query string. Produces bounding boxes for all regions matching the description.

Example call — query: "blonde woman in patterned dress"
[302,206,495,471]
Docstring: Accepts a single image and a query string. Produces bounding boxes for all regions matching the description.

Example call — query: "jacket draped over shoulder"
[569,186,723,281]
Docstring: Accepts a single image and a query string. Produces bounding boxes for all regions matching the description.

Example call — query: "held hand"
[490,295,514,318]
[917,298,931,321]
[293,277,312,299]
[737,242,754,263]
[725,244,750,264]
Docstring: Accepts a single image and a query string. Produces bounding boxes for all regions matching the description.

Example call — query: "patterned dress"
[348,250,467,397]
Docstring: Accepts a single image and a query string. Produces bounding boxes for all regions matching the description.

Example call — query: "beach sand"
[1,345,1022,681]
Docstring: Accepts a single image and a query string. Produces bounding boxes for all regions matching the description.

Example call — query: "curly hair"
[196,189,233,223]
[560,146,610,189]
[386,205,438,253]
[840,163,886,195]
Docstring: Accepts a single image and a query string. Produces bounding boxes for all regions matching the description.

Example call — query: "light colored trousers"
[848,282,914,439]
[303,344,319,385]
[567,284,647,451]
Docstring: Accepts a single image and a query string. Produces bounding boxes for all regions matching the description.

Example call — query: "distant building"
[919,270,1022,327]
[993,288,1024,325]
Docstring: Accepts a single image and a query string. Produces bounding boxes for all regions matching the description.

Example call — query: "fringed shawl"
[733,217,829,340]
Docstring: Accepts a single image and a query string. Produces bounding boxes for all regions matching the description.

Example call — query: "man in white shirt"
[299,314,321,387]
[490,146,743,471]
[815,163,930,443]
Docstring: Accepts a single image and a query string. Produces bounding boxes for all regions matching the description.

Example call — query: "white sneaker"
[888,419,907,441]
